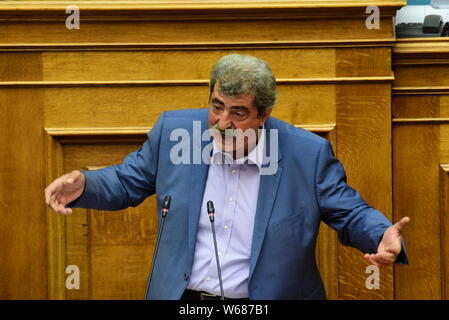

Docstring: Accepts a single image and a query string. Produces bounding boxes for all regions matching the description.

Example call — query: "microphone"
[207,200,225,300]
[144,195,171,299]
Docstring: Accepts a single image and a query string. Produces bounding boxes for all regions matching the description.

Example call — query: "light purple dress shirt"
[186,128,265,298]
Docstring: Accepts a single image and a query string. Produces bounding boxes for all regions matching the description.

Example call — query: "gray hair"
[209,54,277,116]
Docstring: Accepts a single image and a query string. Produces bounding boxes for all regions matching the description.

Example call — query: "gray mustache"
[211,123,239,137]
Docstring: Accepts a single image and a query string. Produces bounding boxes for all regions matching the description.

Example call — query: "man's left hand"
[364,216,410,267]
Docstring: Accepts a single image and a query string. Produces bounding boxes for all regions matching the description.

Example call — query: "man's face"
[207,82,271,157]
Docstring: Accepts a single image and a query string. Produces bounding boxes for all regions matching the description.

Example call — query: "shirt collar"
[211,126,265,170]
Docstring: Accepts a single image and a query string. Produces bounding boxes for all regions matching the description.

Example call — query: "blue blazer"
[70,108,405,300]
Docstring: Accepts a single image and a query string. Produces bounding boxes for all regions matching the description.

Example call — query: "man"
[45,54,409,300]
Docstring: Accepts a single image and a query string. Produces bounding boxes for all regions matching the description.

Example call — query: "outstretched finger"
[55,201,71,215]
[44,188,51,205]
[376,254,393,266]
[364,254,378,266]
[364,254,375,265]
[365,254,380,267]
[369,253,393,267]
[365,253,387,267]
[50,193,56,203]
[60,204,72,215]
[50,200,60,214]
[45,184,58,205]
[59,203,68,215]
[394,216,410,233]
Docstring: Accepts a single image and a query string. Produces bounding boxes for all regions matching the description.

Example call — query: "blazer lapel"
[249,119,283,280]
[187,163,209,260]
[187,118,212,263]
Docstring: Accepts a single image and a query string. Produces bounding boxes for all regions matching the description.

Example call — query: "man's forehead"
[212,85,255,105]
[213,80,253,96]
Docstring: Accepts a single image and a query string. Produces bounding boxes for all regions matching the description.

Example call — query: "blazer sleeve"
[67,112,165,211]
[315,139,408,264]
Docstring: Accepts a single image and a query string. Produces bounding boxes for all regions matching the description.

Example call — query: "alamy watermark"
[365,6,380,30]
[169,122,279,176]
[65,265,80,290]
[66,5,80,30]
[365,265,380,290]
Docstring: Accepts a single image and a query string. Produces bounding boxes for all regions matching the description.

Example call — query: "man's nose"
[217,112,233,131]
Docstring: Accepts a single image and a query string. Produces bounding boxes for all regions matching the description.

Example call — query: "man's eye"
[213,105,222,111]
[234,113,245,118]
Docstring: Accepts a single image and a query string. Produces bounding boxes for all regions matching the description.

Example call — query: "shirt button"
[218,252,222,256]
[224,225,229,230]
[231,169,237,174]
[206,277,211,281]
[228,197,233,202]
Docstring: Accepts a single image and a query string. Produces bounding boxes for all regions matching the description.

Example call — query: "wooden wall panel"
[61,141,158,299]
[0,49,47,299]
[393,95,440,118]
[0,87,48,299]
[393,39,449,300]
[336,47,391,77]
[0,52,42,81]
[41,84,337,129]
[274,85,336,125]
[65,203,90,299]
[43,86,209,128]
[0,18,394,45]
[336,83,393,300]
[394,65,449,88]
[40,49,338,81]
[393,123,441,299]
[89,205,155,300]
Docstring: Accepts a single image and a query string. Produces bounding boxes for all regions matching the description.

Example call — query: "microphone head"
[161,195,171,217]
[163,196,171,210]
[207,201,215,214]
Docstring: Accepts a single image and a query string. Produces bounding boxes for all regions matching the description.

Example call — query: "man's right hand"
[45,170,85,215]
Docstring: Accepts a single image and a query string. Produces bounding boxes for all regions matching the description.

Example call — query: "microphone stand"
[144,195,171,299]
[207,201,225,300]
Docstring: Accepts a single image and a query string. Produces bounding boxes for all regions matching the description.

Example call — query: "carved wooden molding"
[0,41,396,51]
[46,124,335,136]
[394,39,449,55]
[392,118,449,124]
[45,133,66,300]
[45,127,152,136]
[296,123,336,133]
[0,40,397,51]
[45,127,149,144]
[1,77,394,87]
[0,0,407,9]
[393,87,449,95]
[0,1,406,21]
[394,39,449,66]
